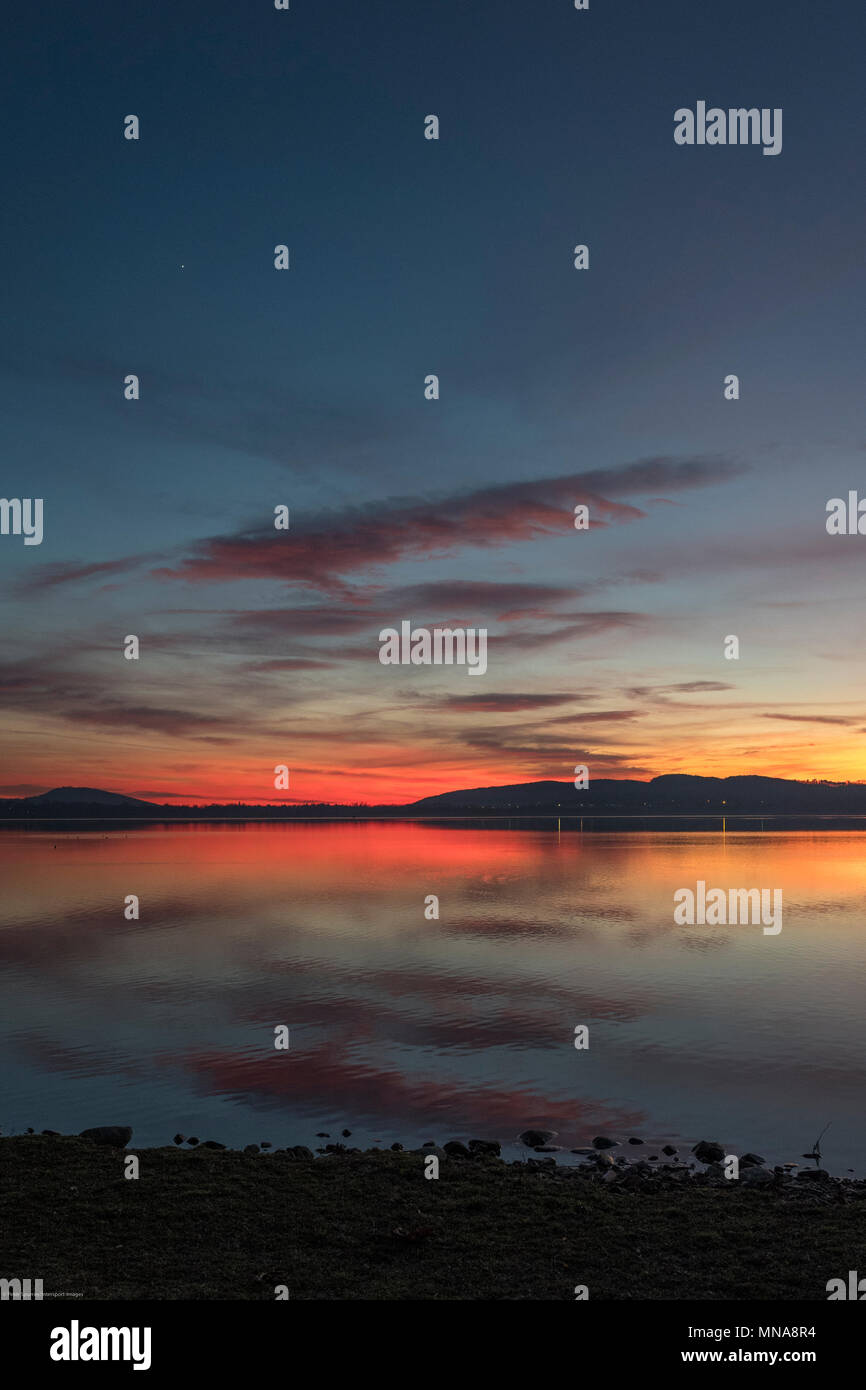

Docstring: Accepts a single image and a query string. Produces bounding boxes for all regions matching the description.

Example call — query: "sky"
[1,0,865,804]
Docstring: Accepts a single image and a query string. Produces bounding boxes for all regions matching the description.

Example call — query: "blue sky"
[2,0,865,801]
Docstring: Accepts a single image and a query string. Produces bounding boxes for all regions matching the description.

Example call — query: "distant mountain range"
[3,776,866,821]
[407,774,866,814]
[12,787,154,807]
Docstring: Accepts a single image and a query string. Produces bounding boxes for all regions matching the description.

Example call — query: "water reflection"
[1,824,864,1171]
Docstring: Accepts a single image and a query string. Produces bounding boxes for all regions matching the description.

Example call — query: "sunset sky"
[2,0,866,804]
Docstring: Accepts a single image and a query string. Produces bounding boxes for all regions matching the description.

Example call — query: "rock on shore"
[78,1126,133,1148]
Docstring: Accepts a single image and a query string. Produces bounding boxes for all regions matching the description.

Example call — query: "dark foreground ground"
[1,1136,862,1300]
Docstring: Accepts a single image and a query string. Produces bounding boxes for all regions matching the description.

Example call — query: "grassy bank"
[1,1136,863,1300]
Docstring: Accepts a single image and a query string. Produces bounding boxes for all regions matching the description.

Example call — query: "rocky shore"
[2,1130,865,1299]
[4,1124,854,1198]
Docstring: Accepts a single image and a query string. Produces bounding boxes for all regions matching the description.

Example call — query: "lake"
[1,822,864,1171]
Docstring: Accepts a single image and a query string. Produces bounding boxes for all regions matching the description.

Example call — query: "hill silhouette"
[407,774,856,814]
[16,787,155,807]
[2,775,866,821]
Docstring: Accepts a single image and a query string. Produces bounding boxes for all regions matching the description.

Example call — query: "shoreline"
[2,1134,863,1300]
[3,1125,850,1177]
[7,814,866,831]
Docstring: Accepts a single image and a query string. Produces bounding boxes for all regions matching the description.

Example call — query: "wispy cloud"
[146,456,745,594]
[761,712,860,726]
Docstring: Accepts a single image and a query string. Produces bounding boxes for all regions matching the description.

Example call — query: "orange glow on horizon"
[6,718,866,805]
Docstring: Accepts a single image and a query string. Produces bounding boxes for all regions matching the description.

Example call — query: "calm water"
[1,823,865,1170]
